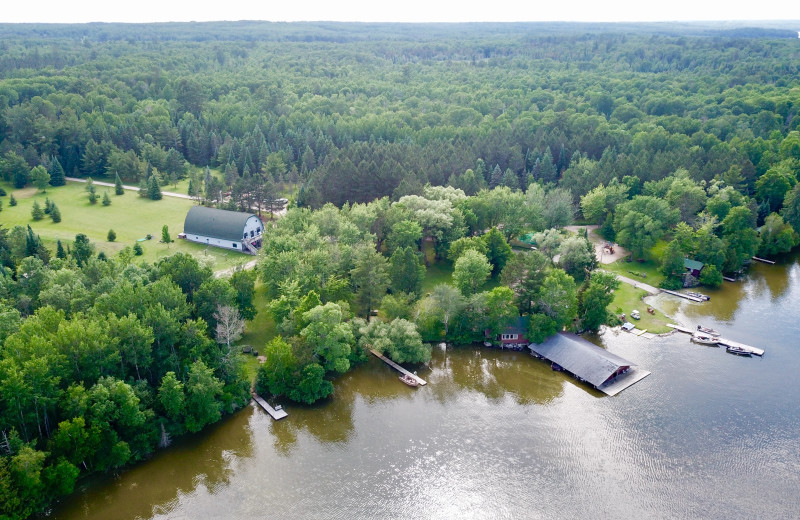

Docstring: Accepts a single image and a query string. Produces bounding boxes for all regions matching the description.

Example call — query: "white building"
[182,206,264,254]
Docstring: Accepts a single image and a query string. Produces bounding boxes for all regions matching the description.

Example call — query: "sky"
[1,0,798,24]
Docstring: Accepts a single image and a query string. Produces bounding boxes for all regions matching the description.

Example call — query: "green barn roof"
[183,206,261,241]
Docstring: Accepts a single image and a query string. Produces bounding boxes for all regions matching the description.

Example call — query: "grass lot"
[1,181,250,271]
[236,284,277,383]
[602,256,665,287]
[607,281,671,333]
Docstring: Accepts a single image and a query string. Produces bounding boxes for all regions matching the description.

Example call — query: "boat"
[696,325,721,336]
[726,345,752,357]
[686,291,710,301]
[691,332,720,346]
[399,374,419,387]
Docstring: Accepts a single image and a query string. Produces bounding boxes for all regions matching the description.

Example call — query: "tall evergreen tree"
[48,157,66,186]
[114,173,124,195]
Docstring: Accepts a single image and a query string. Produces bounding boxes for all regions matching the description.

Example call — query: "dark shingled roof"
[529,332,635,388]
[183,206,260,241]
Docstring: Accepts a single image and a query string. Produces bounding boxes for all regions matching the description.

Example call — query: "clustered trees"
[254,182,612,405]
[0,235,253,519]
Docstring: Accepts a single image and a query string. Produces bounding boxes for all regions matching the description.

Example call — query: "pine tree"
[31,200,44,220]
[107,229,116,242]
[88,185,98,204]
[50,203,61,223]
[147,176,163,200]
[102,191,111,206]
[133,242,143,256]
[56,239,66,259]
[114,172,124,195]
[9,194,17,206]
[161,225,171,244]
[44,197,52,214]
[49,156,66,186]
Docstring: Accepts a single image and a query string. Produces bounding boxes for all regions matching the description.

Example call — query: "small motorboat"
[696,325,721,336]
[691,332,720,346]
[686,291,710,301]
[726,345,752,357]
[399,374,419,387]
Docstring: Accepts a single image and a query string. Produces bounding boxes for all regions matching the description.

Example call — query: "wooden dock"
[716,338,765,357]
[661,289,705,302]
[722,275,737,282]
[667,324,764,356]
[252,394,288,420]
[369,349,427,386]
[667,323,694,334]
[752,256,776,265]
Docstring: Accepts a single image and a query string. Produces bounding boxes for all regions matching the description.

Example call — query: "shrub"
[108,229,117,242]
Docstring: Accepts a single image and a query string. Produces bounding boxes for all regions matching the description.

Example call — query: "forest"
[2,20,800,519]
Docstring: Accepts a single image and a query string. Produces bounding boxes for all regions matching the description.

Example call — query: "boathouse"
[529,332,650,396]
[183,206,264,254]
[487,316,530,349]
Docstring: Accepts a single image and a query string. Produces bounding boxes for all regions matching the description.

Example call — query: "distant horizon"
[2,19,799,25]
[3,0,800,25]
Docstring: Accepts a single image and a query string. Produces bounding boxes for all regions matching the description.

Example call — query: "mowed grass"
[1,181,250,271]
[607,281,671,333]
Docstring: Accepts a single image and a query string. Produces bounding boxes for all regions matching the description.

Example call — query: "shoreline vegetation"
[2,19,800,519]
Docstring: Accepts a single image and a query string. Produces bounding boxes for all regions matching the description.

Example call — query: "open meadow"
[1,180,252,271]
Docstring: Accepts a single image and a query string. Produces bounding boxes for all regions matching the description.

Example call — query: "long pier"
[252,393,288,420]
[667,324,764,356]
[369,349,427,386]
[752,256,776,265]
[661,289,704,302]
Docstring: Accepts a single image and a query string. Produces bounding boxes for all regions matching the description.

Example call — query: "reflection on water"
[52,253,800,520]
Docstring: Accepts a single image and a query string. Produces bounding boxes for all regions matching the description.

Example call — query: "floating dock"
[369,349,427,386]
[751,256,776,265]
[722,276,737,282]
[661,289,705,302]
[252,394,288,420]
[667,324,764,356]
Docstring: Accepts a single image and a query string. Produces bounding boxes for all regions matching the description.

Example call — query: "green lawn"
[238,283,276,352]
[1,180,250,271]
[602,256,665,287]
[607,281,671,334]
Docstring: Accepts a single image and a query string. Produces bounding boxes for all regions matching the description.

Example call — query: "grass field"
[1,180,251,271]
[607,277,672,333]
[602,256,665,287]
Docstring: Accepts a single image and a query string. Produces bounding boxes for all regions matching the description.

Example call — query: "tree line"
[0,228,255,519]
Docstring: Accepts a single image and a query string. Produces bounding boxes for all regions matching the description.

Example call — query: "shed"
[684,258,704,278]
[529,332,650,396]
[183,206,264,254]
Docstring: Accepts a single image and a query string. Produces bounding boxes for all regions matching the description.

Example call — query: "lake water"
[51,254,800,520]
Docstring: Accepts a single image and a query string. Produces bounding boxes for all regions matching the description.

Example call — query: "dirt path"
[214,258,258,278]
[66,177,194,200]
[607,272,661,295]
[564,225,629,264]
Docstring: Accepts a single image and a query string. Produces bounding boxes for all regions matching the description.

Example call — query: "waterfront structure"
[529,332,651,396]
[183,206,264,254]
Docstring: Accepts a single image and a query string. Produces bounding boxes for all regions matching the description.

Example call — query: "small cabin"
[183,206,264,254]
[684,258,704,278]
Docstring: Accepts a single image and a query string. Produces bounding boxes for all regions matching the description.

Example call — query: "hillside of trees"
[2,21,800,518]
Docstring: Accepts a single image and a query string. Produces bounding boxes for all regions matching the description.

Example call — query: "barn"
[183,206,264,254]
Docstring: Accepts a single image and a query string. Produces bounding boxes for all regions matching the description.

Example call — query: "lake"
[51,254,800,520]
